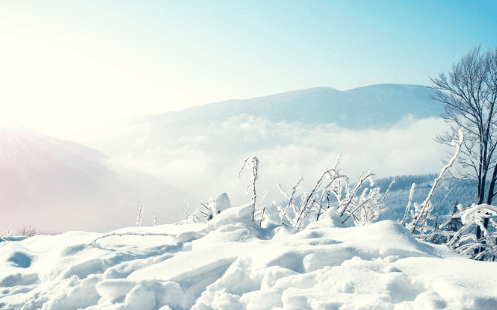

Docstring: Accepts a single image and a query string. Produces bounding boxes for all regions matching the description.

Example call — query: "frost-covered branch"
[444,204,497,260]
[90,232,175,246]
[276,176,303,225]
[400,183,416,226]
[380,177,396,204]
[272,154,389,229]
[238,155,260,221]
[337,170,374,217]
[409,129,463,235]
[136,204,144,227]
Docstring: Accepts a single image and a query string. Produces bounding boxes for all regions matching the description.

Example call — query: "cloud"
[96,115,451,209]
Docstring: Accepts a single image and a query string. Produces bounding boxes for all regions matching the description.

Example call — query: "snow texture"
[1,205,497,310]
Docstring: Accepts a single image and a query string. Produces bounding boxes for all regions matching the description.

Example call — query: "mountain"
[132,84,441,130]
[0,127,194,233]
[372,174,476,222]
[103,83,444,157]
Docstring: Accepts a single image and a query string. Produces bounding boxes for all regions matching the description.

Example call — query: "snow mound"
[211,193,232,213]
[1,214,497,310]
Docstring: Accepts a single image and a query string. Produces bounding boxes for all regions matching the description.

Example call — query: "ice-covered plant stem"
[408,129,463,236]
[238,155,259,221]
[442,204,497,261]
[400,183,416,226]
[136,204,144,227]
[274,154,391,229]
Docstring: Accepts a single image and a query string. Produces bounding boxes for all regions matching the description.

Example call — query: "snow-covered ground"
[1,204,496,310]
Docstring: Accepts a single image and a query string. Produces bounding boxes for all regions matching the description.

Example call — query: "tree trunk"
[475,165,497,257]
[486,165,497,205]
[478,154,487,204]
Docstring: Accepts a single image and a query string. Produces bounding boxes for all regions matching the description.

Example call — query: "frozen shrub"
[272,155,393,230]
[179,193,232,224]
[442,204,497,261]
[19,226,37,237]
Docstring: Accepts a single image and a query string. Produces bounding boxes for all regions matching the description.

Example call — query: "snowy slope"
[131,84,439,130]
[1,205,496,310]
[0,127,193,233]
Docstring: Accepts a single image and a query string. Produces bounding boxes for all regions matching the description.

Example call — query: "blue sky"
[0,0,495,138]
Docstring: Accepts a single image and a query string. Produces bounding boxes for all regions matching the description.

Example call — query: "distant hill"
[132,84,441,130]
[373,174,476,222]
[0,127,194,233]
[100,83,444,155]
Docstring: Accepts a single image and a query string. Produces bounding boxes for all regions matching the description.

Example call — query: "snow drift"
[1,204,496,310]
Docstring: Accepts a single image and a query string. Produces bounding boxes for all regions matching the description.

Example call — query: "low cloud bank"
[93,115,450,209]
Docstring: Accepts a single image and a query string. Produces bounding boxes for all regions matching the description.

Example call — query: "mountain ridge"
[130,84,441,130]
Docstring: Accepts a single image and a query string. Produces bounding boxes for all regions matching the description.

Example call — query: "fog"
[91,115,451,211]
[0,112,452,234]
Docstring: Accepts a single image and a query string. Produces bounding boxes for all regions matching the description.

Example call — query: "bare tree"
[430,46,497,246]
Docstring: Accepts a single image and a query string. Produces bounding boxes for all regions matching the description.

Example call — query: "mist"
[89,115,451,211]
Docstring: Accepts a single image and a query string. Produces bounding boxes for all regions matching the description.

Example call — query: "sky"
[0,0,496,140]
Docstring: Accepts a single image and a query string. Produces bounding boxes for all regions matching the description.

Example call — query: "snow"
[1,204,497,309]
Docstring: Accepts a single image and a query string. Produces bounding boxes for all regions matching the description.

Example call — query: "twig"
[410,129,463,234]
[90,232,176,245]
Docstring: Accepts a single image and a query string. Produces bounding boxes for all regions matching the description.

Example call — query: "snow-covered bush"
[270,155,393,230]
[178,193,232,224]
[20,226,37,237]
[443,204,497,261]
[427,203,463,245]
[180,155,390,230]
[202,193,233,221]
